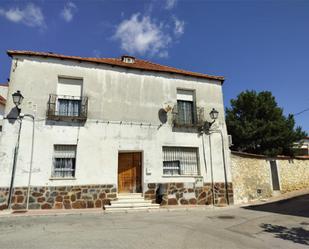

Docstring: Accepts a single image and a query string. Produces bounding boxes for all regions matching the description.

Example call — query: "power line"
[294,108,309,116]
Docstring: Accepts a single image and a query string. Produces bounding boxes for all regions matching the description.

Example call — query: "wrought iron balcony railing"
[47,94,88,122]
[172,105,205,128]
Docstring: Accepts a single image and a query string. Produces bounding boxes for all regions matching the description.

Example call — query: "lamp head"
[209,108,219,120]
[12,90,24,107]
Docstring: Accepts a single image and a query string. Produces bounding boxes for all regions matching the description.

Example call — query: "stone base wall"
[0,184,116,210]
[144,182,233,206]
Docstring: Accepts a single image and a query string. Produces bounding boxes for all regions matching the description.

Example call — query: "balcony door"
[118,152,142,193]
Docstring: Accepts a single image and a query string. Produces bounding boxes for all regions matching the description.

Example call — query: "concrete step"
[108,202,160,208]
[117,193,143,199]
[104,206,160,212]
[111,199,152,204]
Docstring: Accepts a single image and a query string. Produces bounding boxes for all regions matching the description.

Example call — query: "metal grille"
[163,147,200,176]
[52,145,76,178]
[47,94,88,121]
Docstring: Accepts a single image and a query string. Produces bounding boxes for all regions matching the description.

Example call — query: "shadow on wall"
[261,223,309,246]
[6,107,20,124]
[243,194,309,218]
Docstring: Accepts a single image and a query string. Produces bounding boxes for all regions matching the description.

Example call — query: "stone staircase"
[105,193,160,212]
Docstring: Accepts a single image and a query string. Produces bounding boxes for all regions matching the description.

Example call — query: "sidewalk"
[0,204,236,218]
[238,187,309,207]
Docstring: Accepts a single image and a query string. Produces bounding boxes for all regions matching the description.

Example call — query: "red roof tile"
[7,50,225,82]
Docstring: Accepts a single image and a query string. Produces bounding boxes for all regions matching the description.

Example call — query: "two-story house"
[0,50,233,210]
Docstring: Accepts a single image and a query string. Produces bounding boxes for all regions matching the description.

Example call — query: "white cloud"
[60,2,77,22]
[165,0,177,10]
[114,13,171,57]
[173,17,184,36]
[0,3,45,28]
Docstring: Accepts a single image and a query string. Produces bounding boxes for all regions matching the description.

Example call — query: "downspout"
[209,130,229,205]
[208,134,215,206]
[25,114,35,210]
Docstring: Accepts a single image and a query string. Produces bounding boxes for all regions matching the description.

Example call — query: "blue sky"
[0,0,308,131]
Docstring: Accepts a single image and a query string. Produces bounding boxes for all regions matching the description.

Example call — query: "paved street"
[0,195,309,249]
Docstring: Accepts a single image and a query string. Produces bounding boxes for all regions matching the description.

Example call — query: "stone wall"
[144,182,233,206]
[279,159,309,193]
[231,152,309,204]
[0,184,116,210]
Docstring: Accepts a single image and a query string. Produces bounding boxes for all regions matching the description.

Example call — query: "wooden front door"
[118,152,142,193]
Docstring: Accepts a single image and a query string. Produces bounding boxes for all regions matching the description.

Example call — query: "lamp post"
[7,91,35,211]
[201,108,229,206]
[7,90,24,209]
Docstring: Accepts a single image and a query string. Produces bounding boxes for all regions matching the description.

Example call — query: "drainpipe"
[208,134,215,206]
[209,130,229,205]
[25,114,35,210]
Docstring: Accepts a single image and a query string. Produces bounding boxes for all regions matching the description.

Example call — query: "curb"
[0,205,236,218]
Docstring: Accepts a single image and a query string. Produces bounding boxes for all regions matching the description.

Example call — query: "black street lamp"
[202,108,219,133]
[12,90,24,109]
[209,108,219,120]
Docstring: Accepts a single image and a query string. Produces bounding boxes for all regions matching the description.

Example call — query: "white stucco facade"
[0,55,232,193]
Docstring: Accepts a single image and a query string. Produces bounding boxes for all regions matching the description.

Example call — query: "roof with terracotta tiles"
[7,50,225,82]
[0,95,6,105]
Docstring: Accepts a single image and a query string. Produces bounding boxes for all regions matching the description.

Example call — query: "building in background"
[0,50,233,210]
[294,137,309,156]
[0,83,8,134]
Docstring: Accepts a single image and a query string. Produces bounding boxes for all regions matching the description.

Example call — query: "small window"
[52,145,77,178]
[176,89,195,125]
[57,98,81,117]
[162,147,200,176]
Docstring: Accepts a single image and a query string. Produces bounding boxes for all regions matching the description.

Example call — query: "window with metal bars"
[52,145,76,178]
[162,147,200,176]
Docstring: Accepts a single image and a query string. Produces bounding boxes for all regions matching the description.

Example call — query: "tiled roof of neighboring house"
[7,50,225,83]
[0,95,6,105]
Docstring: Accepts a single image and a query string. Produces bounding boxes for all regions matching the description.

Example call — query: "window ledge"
[162,175,200,178]
[49,177,76,181]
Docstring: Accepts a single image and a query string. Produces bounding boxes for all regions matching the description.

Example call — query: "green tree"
[226,90,307,156]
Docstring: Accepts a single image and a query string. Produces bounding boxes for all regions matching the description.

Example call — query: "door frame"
[117,150,144,194]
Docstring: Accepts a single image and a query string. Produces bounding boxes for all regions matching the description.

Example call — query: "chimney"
[121,55,135,64]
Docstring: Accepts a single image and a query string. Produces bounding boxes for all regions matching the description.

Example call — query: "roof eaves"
[7,50,225,83]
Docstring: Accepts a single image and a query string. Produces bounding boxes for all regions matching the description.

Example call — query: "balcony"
[172,105,204,128]
[46,94,88,122]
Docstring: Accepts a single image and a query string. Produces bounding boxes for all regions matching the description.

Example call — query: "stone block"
[87,201,94,208]
[41,203,52,209]
[72,201,86,209]
[95,199,102,208]
[55,203,63,209]
[37,197,45,203]
[148,183,156,189]
[14,190,23,195]
[55,196,63,202]
[189,198,197,205]
[63,200,71,209]
[0,204,8,210]
[28,203,40,209]
[15,195,24,203]
[167,198,178,205]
